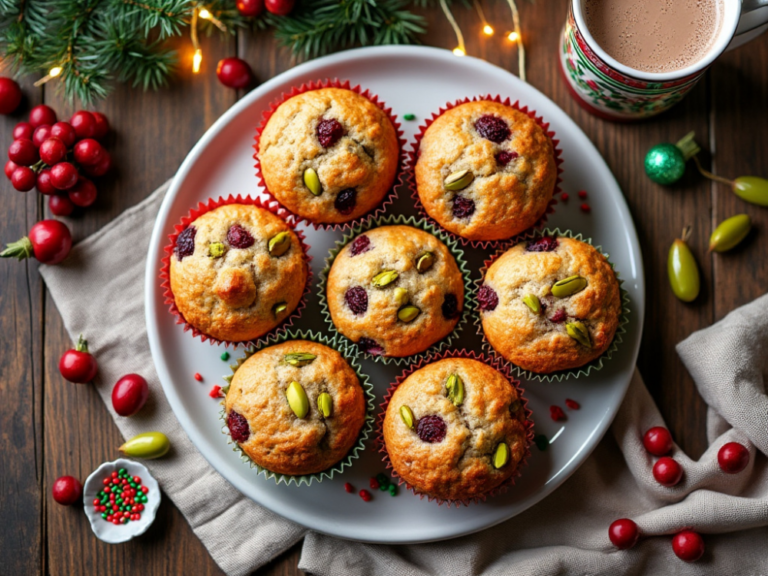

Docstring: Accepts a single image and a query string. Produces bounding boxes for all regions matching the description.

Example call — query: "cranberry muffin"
[257,87,400,225]
[479,235,622,374]
[224,340,367,476]
[383,358,529,501]
[414,100,557,241]
[326,225,464,358]
[169,203,307,343]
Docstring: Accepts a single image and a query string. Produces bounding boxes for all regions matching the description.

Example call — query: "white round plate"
[145,45,644,544]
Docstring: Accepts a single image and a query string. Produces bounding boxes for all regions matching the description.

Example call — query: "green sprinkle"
[376,473,389,486]
[119,468,126,475]
[220,351,230,361]
[534,434,549,451]
[379,483,388,491]
[388,484,398,496]
[403,113,416,121]
[130,482,137,488]
[101,513,107,519]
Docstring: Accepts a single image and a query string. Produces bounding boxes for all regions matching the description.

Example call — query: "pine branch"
[112,0,191,40]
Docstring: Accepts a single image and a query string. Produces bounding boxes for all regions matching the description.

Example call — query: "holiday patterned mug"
[560,0,768,120]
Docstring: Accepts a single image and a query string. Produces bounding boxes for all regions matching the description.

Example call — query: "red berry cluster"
[5,105,112,216]
[94,469,149,525]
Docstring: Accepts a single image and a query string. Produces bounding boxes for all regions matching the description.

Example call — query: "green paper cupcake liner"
[219,329,376,486]
[475,228,631,382]
[317,214,477,365]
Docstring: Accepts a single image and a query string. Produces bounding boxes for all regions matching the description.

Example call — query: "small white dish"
[83,458,161,544]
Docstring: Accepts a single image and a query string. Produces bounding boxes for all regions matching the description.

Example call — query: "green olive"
[668,228,700,302]
[119,432,171,459]
[733,176,768,207]
[709,214,751,253]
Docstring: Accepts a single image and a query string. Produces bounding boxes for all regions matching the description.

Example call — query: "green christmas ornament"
[644,132,701,185]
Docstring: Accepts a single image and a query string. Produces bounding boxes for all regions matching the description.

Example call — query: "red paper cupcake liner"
[406,95,564,250]
[253,79,407,232]
[159,194,313,349]
[376,349,534,508]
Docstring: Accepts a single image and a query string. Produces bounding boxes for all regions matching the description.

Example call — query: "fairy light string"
[505,0,527,81]
[440,0,466,56]
[474,0,494,36]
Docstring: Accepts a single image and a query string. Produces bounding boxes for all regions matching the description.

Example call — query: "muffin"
[224,340,367,476]
[479,235,622,374]
[326,225,464,358]
[169,203,308,343]
[414,100,557,241]
[383,357,529,501]
[257,87,400,225]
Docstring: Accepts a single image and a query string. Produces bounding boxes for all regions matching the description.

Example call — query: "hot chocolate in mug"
[560,0,768,120]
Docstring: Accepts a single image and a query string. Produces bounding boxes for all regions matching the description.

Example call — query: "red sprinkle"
[578,190,588,199]
[565,398,580,410]
[550,405,567,422]
[560,192,569,201]
[209,385,222,398]
[369,477,380,490]
[359,489,372,502]
[580,203,591,213]
[344,482,355,494]
[194,372,203,381]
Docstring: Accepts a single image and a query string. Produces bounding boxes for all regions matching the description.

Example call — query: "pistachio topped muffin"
[326,225,464,358]
[169,203,307,343]
[479,235,622,374]
[257,87,400,225]
[414,100,557,242]
[383,357,529,501]
[225,340,367,476]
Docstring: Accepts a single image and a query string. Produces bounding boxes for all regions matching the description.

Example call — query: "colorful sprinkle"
[97,471,144,524]
[194,372,203,381]
[550,405,566,422]
[534,434,549,451]
[403,113,416,121]
[369,477,380,490]
[560,192,569,201]
[565,398,580,410]
[580,203,591,213]
[344,482,355,494]
[220,351,230,361]
[388,483,398,497]
[209,385,222,398]
[578,190,588,199]
[359,489,372,502]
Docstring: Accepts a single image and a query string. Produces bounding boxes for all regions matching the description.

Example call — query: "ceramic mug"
[559,0,768,120]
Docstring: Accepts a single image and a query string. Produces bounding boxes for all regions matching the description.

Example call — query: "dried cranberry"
[357,337,384,356]
[350,234,371,256]
[335,188,357,215]
[495,150,519,166]
[175,226,196,260]
[227,224,255,248]
[550,405,566,422]
[478,285,499,311]
[227,411,250,443]
[474,115,510,143]
[549,309,567,323]
[526,236,559,252]
[345,286,368,315]
[441,293,460,319]
[316,118,344,148]
[416,415,447,443]
[452,196,475,219]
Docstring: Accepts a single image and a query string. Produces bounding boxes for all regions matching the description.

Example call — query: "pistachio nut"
[286,381,309,418]
[399,405,414,429]
[284,352,317,367]
[273,302,288,316]
[397,305,420,323]
[444,169,474,191]
[522,293,541,315]
[119,432,171,459]
[668,228,700,302]
[709,214,751,253]
[565,321,591,348]
[268,231,291,257]
[446,373,465,406]
[551,275,588,298]
[209,242,226,259]
[303,167,322,196]
[393,287,409,306]
[493,442,510,469]
[415,252,434,273]
[317,392,333,418]
[372,269,399,288]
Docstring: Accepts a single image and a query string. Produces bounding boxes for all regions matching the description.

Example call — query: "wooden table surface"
[2,1,766,574]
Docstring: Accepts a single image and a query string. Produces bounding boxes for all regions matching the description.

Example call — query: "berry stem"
[0,236,33,261]
[691,155,735,187]
[675,131,701,161]
[75,334,89,353]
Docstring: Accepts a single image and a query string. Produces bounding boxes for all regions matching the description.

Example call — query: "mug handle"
[727,0,768,50]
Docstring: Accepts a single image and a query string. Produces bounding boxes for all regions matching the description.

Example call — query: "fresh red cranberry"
[526,236,559,252]
[350,234,372,256]
[672,530,704,562]
[0,77,22,115]
[416,415,447,443]
[73,138,104,166]
[357,337,383,355]
[643,426,673,456]
[39,137,67,165]
[50,162,79,190]
[452,196,475,219]
[49,194,75,216]
[112,374,150,416]
[51,122,77,147]
[442,293,460,319]
[227,411,250,443]
[52,476,82,506]
[265,0,294,14]
[36,168,56,195]
[495,150,519,166]
[717,442,749,474]
[13,122,34,140]
[478,285,499,311]
[91,112,110,140]
[237,0,264,16]
[653,457,683,487]
[175,226,197,260]
[549,309,567,323]
[11,167,35,192]
[68,177,98,207]
[29,104,57,128]
[316,118,344,148]
[226,223,254,248]
[59,335,98,383]
[474,114,510,143]
[345,286,368,315]
[32,124,52,148]
[82,150,111,177]
[70,110,96,139]
[334,188,357,215]
[217,58,253,89]
[8,138,38,166]
[608,518,639,549]
[5,159,18,179]
[5,220,72,264]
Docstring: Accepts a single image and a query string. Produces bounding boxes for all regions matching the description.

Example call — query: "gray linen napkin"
[41,183,768,576]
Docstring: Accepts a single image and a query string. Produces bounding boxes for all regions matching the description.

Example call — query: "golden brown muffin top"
[383,358,528,501]
[225,340,367,476]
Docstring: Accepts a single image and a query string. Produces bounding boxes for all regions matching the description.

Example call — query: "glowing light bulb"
[453,47,466,57]
[192,48,203,73]
[199,8,212,19]
[507,31,519,42]
[483,24,494,36]
[49,66,63,77]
